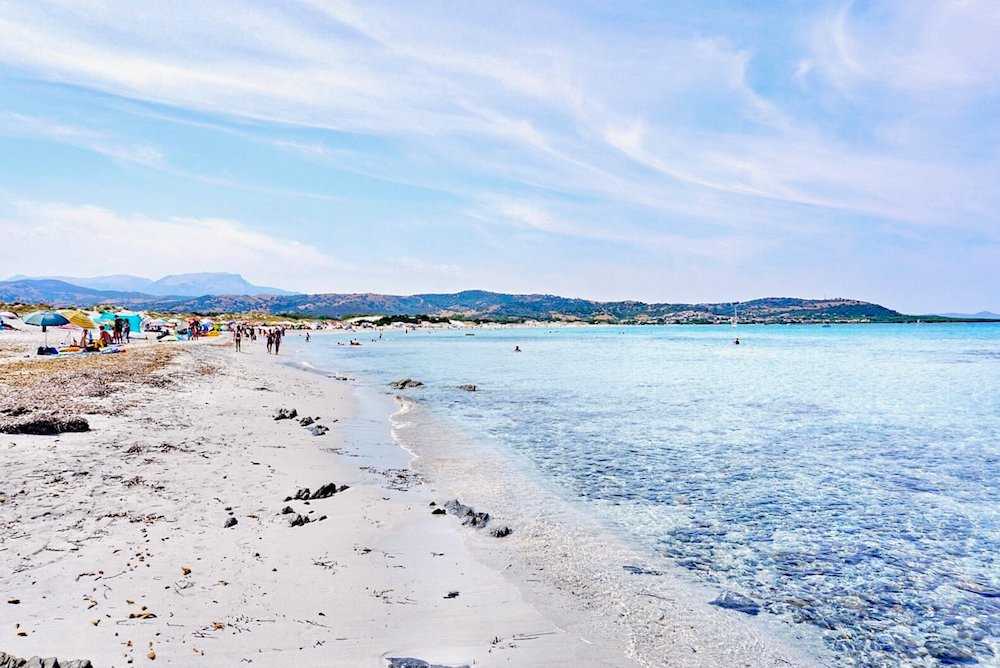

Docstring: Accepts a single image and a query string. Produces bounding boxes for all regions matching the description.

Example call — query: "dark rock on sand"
[308,424,329,436]
[443,591,460,599]
[490,525,513,538]
[273,408,298,420]
[457,384,477,392]
[289,514,311,527]
[623,565,664,576]
[386,659,469,668]
[443,499,490,528]
[280,506,295,515]
[710,591,760,615]
[289,483,349,502]
[223,517,238,528]
[389,378,424,390]
[0,416,90,435]
[310,483,340,499]
[0,653,93,668]
[431,508,446,515]
[299,416,315,426]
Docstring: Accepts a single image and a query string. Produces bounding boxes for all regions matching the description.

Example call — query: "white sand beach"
[1,330,816,667]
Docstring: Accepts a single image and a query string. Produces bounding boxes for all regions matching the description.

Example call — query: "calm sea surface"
[292,323,1000,666]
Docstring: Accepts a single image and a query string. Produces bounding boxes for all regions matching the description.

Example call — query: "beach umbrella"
[24,310,70,346]
[58,310,98,331]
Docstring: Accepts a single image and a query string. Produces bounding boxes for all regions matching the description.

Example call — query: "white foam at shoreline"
[387,397,829,667]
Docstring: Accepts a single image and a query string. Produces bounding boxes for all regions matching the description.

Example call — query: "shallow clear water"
[292,324,1000,666]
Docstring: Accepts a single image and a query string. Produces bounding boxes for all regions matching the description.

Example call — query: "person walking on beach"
[235,328,242,352]
[124,320,131,344]
[266,331,273,354]
[274,329,282,355]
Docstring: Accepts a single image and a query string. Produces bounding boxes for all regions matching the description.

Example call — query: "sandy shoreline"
[1,330,818,666]
[1,332,634,666]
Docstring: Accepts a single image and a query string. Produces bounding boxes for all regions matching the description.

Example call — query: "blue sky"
[0,0,997,312]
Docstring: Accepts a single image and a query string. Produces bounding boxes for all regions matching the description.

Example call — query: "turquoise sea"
[290,323,999,666]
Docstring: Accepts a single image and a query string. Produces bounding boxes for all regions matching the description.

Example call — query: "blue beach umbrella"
[24,310,71,347]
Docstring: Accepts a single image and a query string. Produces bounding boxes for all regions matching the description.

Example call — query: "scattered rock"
[308,424,329,436]
[310,483,343,499]
[223,517,238,528]
[0,653,94,668]
[281,506,295,515]
[443,499,490,528]
[389,378,424,390]
[623,565,664,576]
[490,525,513,538]
[289,514,311,527]
[7,599,19,604]
[457,384,477,392]
[443,591,460,599]
[710,591,760,616]
[273,408,298,421]
[299,416,315,426]
[181,566,192,576]
[286,484,348,502]
[386,659,469,668]
[0,416,89,435]
[431,508,446,515]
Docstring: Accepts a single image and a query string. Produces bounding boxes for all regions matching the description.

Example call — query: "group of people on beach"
[72,317,130,350]
[233,325,286,354]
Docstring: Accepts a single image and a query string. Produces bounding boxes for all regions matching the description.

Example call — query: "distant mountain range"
[7,272,291,297]
[0,278,945,323]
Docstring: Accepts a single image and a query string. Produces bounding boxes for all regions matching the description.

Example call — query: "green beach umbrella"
[24,310,71,347]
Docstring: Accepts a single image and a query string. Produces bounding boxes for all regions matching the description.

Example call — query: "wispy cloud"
[0,111,165,167]
[0,1,997,309]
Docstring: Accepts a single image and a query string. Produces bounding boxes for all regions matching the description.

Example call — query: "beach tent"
[96,311,142,332]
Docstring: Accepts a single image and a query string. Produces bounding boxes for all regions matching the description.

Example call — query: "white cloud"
[811,0,1000,92]
[0,200,346,290]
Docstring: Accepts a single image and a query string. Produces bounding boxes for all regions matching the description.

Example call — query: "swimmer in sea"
[514,345,522,352]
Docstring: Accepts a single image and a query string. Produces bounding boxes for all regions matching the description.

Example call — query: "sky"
[0,0,997,313]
